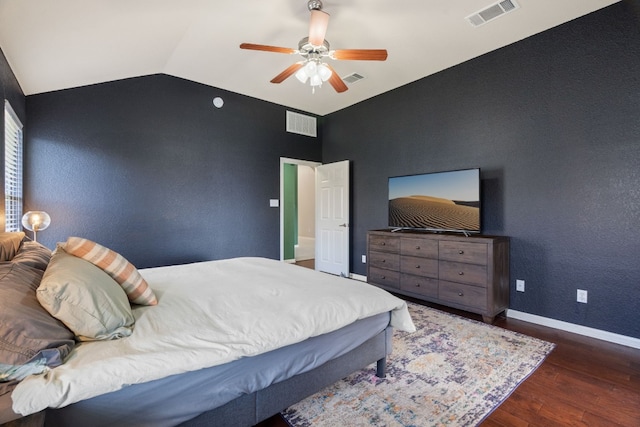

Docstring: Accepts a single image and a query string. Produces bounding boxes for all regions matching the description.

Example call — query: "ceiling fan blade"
[332,49,388,61]
[239,43,296,54]
[325,64,348,93]
[308,9,330,46]
[271,63,305,84]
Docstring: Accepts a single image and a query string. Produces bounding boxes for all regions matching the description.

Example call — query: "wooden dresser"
[367,230,509,323]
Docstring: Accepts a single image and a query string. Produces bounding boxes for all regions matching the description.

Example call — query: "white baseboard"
[507,309,640,350]
[351,275,639,349]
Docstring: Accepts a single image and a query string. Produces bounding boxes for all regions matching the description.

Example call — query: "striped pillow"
[62,237,157,306]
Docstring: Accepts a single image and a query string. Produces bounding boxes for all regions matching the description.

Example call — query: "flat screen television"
[388,168,481,234]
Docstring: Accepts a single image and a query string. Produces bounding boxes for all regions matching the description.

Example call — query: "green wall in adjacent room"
[283,163,298,260]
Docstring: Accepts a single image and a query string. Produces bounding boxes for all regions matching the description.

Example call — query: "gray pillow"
[0,263,75,395]
[0,232,25,262]
[11,240,52,271]
[37,251,135,341]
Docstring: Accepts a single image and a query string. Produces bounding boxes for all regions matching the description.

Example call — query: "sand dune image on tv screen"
[389,195,479,231]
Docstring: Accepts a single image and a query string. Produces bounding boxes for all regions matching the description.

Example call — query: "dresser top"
[368,229,509,242]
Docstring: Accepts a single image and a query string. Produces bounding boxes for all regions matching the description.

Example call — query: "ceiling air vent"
[286,111,317,138]
[343,73,365,85]
[466,0,519,27]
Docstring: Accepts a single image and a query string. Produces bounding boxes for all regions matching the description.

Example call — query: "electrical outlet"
[516,279,525,292]
[577,289,588,303]
[362,255,367,263]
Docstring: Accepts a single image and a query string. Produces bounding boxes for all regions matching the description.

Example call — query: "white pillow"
[37,250,135,341]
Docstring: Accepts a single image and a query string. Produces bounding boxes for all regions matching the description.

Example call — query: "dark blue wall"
[25,75,322,267]
[0,48,26,230]
[0,49,24,122]
[323,2,640,338]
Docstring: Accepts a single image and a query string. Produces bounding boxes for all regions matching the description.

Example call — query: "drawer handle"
[458,271,464,275]
[381,242,386,246]
[415,265,420,269]
[415,283,421,288]
[415,246,420,250]
[381,259,386,263]
[458,292,464,297]
[458,250,464,255]
[381,275,386,279]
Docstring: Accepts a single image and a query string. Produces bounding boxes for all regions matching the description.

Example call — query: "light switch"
[270,199,279,208]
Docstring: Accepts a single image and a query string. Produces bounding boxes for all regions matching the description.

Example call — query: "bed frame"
[0,326,393,427]
[0,325,391,427]
[179,325,392,427]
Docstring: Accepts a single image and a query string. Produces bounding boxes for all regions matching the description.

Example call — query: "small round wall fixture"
[213,97,224,108]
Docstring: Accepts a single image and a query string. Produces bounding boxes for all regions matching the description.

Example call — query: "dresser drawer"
[400,255,438,278]
[368,267,400,289]
[439,241,487,265]
[369,251,400,271]
[439,281,487,311]
[439,260,487,286]
[400,237,438,258]
[369,234,400,253]
[400,274,438,298]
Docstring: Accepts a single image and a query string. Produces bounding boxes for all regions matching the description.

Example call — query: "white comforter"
[13,257,415,415]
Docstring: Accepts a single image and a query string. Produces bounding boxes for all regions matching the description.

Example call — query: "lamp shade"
[22,211,51,232]
[295,67,309,84]
[317,63,332,81]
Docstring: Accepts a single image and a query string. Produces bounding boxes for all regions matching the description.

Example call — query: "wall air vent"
[343,73,365,84]
[286,111,317,138]
[466,0,519,27]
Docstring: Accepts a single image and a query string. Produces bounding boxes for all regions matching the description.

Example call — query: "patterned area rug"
[282,302,555,426]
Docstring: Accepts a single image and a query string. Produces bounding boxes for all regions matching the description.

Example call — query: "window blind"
[4,100,23,232]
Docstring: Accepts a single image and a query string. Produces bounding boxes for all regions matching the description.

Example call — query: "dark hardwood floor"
[260,261,640,426]
[482,312,640,426]
[293,259,315,270]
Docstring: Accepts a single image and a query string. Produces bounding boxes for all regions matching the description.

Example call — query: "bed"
[0,233,415,426]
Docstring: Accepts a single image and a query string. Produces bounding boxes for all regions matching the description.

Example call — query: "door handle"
[339,223,349,227]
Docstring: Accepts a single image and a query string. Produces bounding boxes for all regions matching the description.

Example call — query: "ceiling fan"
[239,0,388,93]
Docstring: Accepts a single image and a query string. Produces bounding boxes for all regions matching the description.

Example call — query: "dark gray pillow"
[11,240,52,271]
[0,232,25,262]
[0,263,75,369]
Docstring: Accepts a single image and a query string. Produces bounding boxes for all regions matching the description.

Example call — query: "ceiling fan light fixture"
[304,60,317,74]
[295,59,333,91]
[310,73,323,87]
[295,67,309,83]
[317,63,332,81]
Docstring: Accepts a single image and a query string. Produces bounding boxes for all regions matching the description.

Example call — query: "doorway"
[280,158,321,264]
[280,158,351,277]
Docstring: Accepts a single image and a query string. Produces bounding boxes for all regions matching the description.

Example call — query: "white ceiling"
[0,0,619,116]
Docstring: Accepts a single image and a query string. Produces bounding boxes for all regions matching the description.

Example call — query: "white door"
[315,160,350,276]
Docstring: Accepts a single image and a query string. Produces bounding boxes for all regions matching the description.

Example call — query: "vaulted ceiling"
[0,0,619,116]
